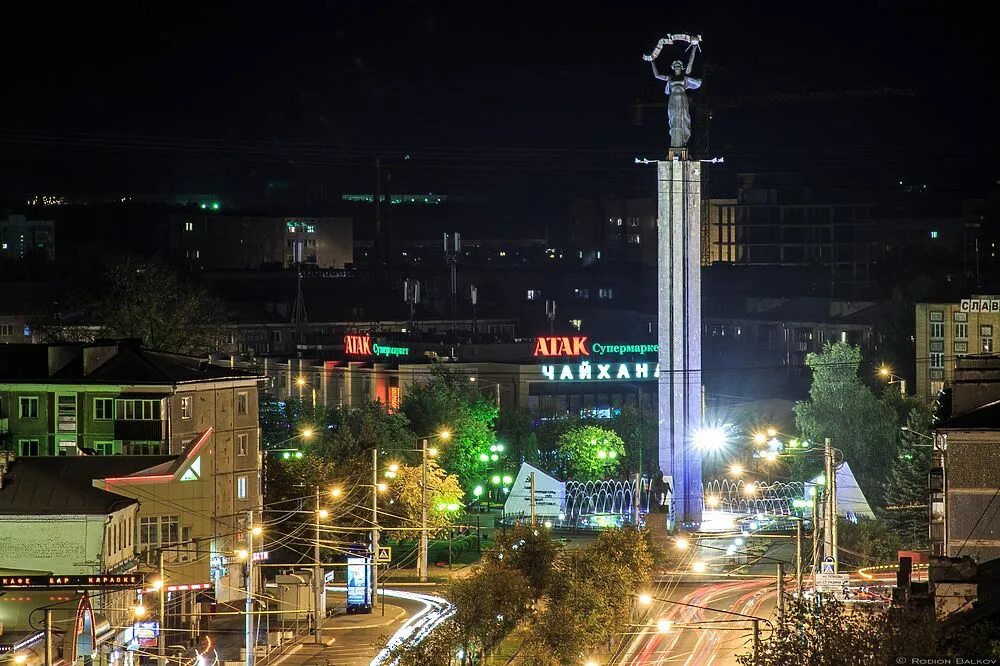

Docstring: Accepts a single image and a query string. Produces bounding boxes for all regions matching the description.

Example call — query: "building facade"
[0,214,55,261]
[0,341,264,612]
[915,296,1000,403]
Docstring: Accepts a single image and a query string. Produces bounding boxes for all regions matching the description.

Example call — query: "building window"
[598,288,614,300]
[123,441,164,455]
[185,221,193,232]
[573,288,590,299]
[94,398,114,420]
[955,323,968,339]
[180,396,192,419]
[56,395,77,432]
[983,338,994,353]
[18,439,40,456]
[930,322,945,339]
[237,392,248,416]
[930,352,944,369]
[982,325,994,337]
[526,289,541,300]
[237,433,248,456]
[115,399,162,420]
[0,324,13,336]
[94,441,116,455]
[18,396,38,419]
[269,330,282,343]
[570,319,583,331]
[139,516,180,553]
[930,380,945,395]
[626,234,640,244]
[236,475,248,499]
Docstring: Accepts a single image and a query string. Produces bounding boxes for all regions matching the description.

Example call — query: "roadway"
[616,576,778,666]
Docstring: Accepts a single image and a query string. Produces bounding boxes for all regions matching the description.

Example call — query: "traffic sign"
[376,546,392,563]
[821,556,836,574]
[814,573,849,592]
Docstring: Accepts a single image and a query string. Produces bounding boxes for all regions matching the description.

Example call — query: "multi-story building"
[0,213,55,261]
[915,295,1000,403]
[932,355,1000,562]
[168,214,353,269]
[0,341,264,613]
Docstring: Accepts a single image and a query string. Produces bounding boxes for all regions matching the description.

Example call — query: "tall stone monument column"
[656,158,703,529]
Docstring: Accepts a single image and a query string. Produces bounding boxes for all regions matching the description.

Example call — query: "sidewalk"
[260,605,408,666]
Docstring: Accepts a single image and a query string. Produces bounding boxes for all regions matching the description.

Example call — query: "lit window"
[570,319,583,330]
[180,396,192,419]
[983,338,993,353]
[236,475,248,499]
[930,231,938,239]
[238,433,248,456]
[527,289,541,301]
[237,392,248,415]
[955,323,968,339]
[930,352,944,369]
[185,221,193,232]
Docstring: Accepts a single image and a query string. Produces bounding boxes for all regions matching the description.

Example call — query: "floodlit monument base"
[657,157,703,529]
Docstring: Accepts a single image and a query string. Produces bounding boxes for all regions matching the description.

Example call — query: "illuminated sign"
[388,386,401,410]
[344,334,409,357]
[346,557,368,608]
[540,361,660,382]
[534,336,589,357]
[961,298,1000,313]
[0,574,144,589]
[534,337,659,358]
[345,334,372,355]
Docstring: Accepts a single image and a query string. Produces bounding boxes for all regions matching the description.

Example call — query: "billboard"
[346,557,369,609]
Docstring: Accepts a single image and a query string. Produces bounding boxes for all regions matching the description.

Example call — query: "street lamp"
[133,605,147,619]
[729,464,744,477]
[878,365,906,395]
[656,618,673,634]
[901,426,935,448]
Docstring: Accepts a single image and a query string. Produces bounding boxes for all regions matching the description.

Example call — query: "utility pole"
[419,438,429,583]
[158,550,166,666]
[776,562,785,623]
[529,472,536,526]
[634,472,641,525]
[371,447,380,613]
[752,620,760,659]
[831,441,839,574]
[44,609,53,666]
[812,485,821,584]
[824,438,838,572]
[796,518,803,597]
[314,488,323,644]
[245,509,254,666]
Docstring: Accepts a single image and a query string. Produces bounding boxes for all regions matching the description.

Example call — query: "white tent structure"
[804,461,875,521]
[502,463,565,519]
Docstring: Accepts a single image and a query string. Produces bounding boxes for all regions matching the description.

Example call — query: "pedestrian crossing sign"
[821,556,835,574]
[376,546,392,563]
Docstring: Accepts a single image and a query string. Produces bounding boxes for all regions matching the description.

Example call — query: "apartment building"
[915,296,1000,403]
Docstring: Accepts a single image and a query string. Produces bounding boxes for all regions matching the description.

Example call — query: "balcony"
[114,420,167,441]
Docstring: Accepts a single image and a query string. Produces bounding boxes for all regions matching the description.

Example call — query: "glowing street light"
[14,655,27,665]
[439,430,451,440]
[705,495,720,508]
[492,475,501,484]
[428,447,438,456]
[377,482,388,493]
[502,475,513,485]
[692,561,707,573]
[766,427,777,438]
[236,549,249,560]
[729,464,744,477]
[295,376,307,387]
[473,486,483,497]
[133,605,147,618]
[251,526,262,537]
[330,487,342,498]
[693,426,728,451]
[656,618,673,634]
[300,428,314,439]
[674,537,689,550]
[752,432,768,445]
[318,509,329,519]
[638,592,653,605]
[744,483,758,496]
[151,579,164,591]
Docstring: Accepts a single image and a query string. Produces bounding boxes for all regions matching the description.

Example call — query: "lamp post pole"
[314,487,323,644]
[420,438,429,583]
[371,447,380,613]
[158,550,166,666]
[245,509,254,666]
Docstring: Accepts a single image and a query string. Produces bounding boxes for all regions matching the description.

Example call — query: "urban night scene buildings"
[0,3,997,665]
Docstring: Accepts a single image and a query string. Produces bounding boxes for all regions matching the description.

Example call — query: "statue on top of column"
[643,34,702,149]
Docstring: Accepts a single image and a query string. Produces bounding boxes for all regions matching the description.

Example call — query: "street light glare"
[251,526,262,536]
[674,537,689,550]
[473,485,483,497]
[318,509,329,519]
[300,428,314,439]
[439,430,451,440]
[692,561,707,573]
[296,376,307,387]
[638,592,652,605]
[133,605,147,618]
[151,578,164,590]
[331,487,342,498]
[729,464,744,477]
[389,463,399,473]
[236,549,249,560]
[752,432,767,445]
[693,426,728,451]
[428,447,438,456]
[706,495,719,508]
[14,655,27,665]
[657,618,673,634]
[377,482,388,492]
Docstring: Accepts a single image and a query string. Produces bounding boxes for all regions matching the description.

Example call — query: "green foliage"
[738,598,1000,665]
[882,405,934,549]
[794,342,899,505]
[262,453,339,563]
[556,425,626,481]
[489,524,563,596]
[401,366,501,490]
[313,401,414,467]
[837,517,905,565]
[608,404,658,476]
[385,459,464,530]
[496,406,538,466]
[88,257,228,355]
[447,560,533,662]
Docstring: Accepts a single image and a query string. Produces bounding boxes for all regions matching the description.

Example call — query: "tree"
[488,524,563,596]
[262,453,340,563]
[556,425,626,481]
[447,561,533,664]
[384,459,464,530]
[837,517,905,565]
[496,406,538,466]
[794,342,899,505]
[87,257,227,355]
[609,404,657,476]
[882,405,934,548]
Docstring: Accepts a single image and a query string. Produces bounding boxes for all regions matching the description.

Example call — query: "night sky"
[0,2,993,224]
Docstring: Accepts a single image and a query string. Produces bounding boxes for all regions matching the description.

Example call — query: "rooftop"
[0,456,171,515]
[0,341,261,385]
